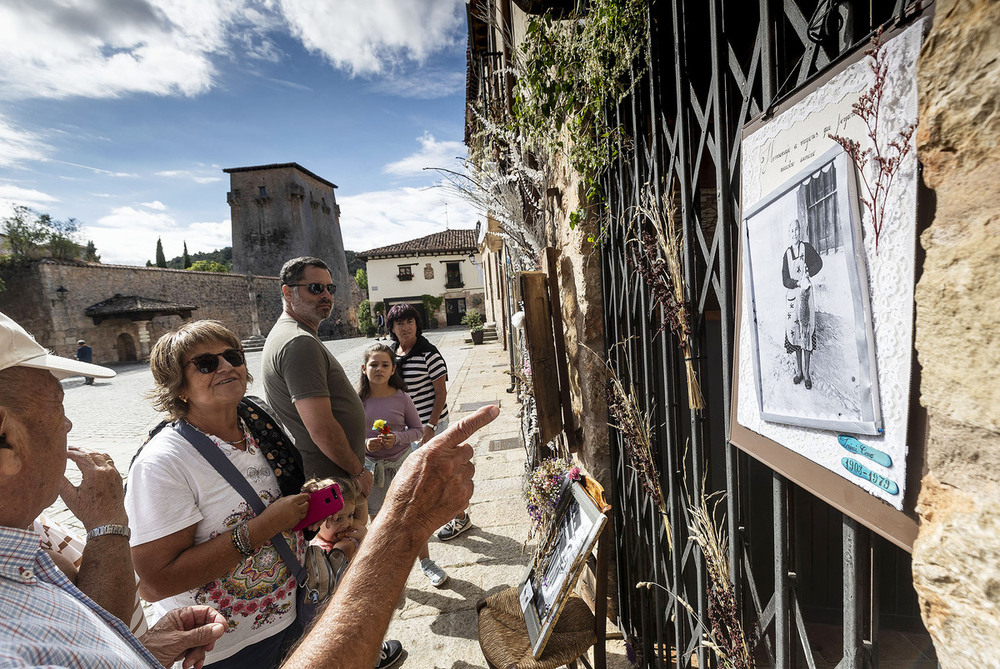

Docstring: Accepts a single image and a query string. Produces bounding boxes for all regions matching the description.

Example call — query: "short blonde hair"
[302,476,362,506]
[147,320,250,421]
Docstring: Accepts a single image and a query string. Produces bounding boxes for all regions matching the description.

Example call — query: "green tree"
[1,206,83,260]
[1,206,49,259]
[46,217,81,260]
[84,240,101,262]
[188,260,229,273]
[182,241,191,269]
[358,299,375,335]
[155,238,167,268]
[355,268,368,291]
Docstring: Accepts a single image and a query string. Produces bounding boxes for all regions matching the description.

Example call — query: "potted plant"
[462,309,485,345]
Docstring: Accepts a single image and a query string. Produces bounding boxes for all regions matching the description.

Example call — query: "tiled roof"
[84,294,197,317]
[358,229,478,259]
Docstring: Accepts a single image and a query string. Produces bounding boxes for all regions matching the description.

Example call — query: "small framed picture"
[519,480,608,659]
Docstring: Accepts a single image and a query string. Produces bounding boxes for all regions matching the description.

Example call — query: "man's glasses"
[185,349,246,374]
[287,283,337,295]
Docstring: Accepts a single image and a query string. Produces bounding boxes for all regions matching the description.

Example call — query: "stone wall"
[0,260,283,364]
[912,1,1000,666]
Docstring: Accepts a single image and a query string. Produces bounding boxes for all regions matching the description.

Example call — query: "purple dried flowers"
[524,457,573,535]
[829,28,916,254]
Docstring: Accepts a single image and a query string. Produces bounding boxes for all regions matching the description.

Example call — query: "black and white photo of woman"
[782,218,823,389]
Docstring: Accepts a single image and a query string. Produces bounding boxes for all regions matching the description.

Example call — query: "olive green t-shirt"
[261,315,365,479]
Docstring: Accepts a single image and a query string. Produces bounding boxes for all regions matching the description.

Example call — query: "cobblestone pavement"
[46,327,473,532]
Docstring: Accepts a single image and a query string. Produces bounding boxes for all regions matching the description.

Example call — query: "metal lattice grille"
[599,1,932,667]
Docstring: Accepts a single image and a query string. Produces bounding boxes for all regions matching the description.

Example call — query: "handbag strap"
[173,420,306,585]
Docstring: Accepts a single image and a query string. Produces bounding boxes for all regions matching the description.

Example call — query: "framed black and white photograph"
[731,21,925,533]
[518,480,607,659]
[742,146,882,434]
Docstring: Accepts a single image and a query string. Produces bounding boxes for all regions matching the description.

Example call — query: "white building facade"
[360,229,485,328]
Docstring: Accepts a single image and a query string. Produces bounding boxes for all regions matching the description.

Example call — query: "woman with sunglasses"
[124,320,311,668]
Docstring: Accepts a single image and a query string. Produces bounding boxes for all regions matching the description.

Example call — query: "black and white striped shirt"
[395,336,449,425]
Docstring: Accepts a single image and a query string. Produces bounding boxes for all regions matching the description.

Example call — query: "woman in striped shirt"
[385,303,471,542]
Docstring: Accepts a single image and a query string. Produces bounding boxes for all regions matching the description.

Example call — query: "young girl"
[302,476,367,561]
[358,342,449,587]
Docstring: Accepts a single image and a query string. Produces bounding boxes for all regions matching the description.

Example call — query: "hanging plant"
[638,487,758,669]
[512,0,647,216]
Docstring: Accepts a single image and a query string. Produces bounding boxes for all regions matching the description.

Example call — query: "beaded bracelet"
[231,521,254,557]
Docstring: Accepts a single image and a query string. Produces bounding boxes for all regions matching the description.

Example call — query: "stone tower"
[224,163,353,337]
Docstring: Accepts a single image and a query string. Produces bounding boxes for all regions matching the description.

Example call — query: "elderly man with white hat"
[0,311,226,668]
[0,310,499,668]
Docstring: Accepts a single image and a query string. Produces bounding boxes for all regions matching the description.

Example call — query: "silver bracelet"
[85,524,131,541]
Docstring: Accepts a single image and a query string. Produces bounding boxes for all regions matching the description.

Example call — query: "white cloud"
[83,206,231,265]
[0,116,51,167]
[0,185,59,219]
[141,200,167,210]
[52,160,138,178]
[338,183,481,253]
[383,133,467,178]
[0,1,465,101]
[368,68,466,99]
[0,0,225,100]
[278,0,465,76]
[155,170,223,184]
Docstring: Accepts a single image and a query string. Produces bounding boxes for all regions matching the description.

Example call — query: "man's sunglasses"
[287,283,337,295]
[185,349,246,374]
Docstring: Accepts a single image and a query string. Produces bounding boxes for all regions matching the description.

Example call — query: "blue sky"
[0,0,478,265]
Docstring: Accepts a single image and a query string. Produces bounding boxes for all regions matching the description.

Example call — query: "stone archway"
[116,332,137,362]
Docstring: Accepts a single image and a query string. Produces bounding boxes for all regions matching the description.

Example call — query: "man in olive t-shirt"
[261,257,373,496]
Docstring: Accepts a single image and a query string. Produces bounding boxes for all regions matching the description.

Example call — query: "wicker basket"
[477,586,596,669]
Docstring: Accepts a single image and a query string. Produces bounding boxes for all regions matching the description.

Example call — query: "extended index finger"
[426,405,500,451]
[65,449,100,471]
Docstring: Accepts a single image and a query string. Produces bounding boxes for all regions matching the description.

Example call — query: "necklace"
[190,418,250,451]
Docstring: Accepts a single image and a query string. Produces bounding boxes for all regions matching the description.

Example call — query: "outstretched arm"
[284,405,499,669]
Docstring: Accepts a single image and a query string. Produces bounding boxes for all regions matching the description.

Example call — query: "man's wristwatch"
[425,422,437,430]
[85,524,131,541]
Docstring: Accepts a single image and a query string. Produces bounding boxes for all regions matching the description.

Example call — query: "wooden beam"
[520,271,562,443]
[545,247,580,452]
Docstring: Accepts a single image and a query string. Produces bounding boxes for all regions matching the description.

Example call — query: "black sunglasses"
[287,282,337,295]
[185,349,246,374]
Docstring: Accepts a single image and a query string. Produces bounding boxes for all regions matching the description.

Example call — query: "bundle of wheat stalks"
[603,356,673,553]
[630,184,705,411]
[638,488,757,669]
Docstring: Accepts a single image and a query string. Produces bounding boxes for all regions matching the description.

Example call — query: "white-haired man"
[0,312,227,667]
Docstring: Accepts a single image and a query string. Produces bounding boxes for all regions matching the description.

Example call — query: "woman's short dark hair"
[385,303,422,343]
[147,320,249,421]
[280,256,330,286]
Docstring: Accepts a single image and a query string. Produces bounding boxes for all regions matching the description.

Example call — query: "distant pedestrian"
[76,339,95,385]
[376,311,385,339]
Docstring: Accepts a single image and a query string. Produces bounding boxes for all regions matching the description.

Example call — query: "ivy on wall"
[512,0,647,223]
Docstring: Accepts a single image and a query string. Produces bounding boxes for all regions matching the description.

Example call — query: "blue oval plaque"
[838,435,892,467]
[841,457,899,495]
